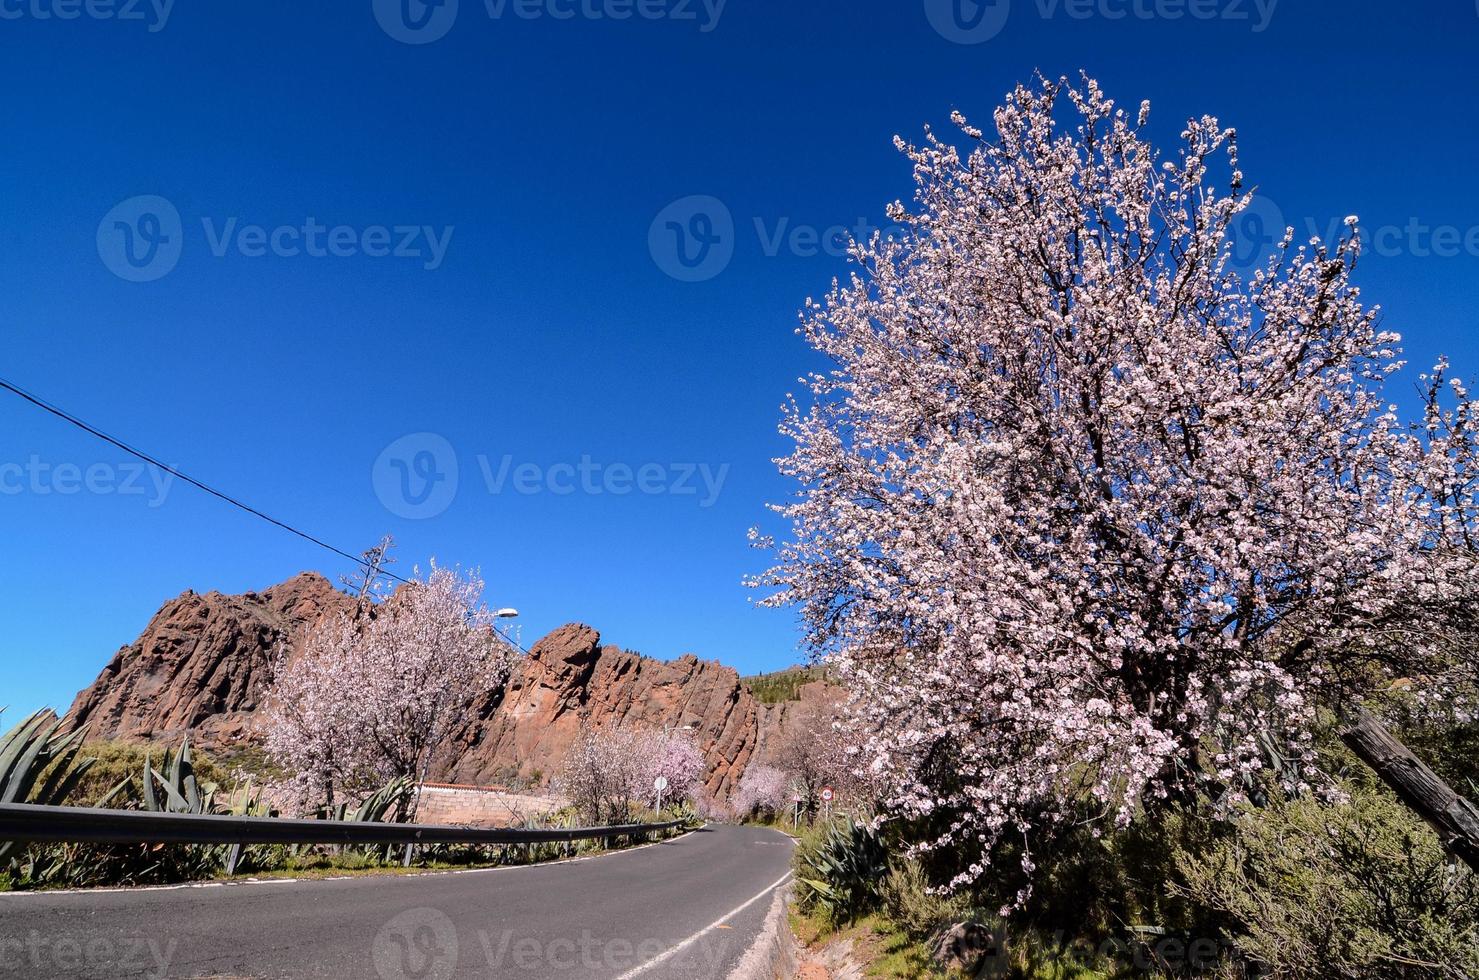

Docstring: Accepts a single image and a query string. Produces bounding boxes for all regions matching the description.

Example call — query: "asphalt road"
[0,825,795,980]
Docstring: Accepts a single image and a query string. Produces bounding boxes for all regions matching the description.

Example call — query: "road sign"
[820,787,834,802]
[792,794,803,803]
[653,776,669,792]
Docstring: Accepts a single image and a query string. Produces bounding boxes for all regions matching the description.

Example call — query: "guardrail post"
[225,843,241,876]
[402,843,414,867]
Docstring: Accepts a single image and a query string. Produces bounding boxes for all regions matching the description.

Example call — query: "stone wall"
[414,783,567,827]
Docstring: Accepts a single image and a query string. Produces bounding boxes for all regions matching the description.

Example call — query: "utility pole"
[343,534,396,605]
[1341,707,1479,871]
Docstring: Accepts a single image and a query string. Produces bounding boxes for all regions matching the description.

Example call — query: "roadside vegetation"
[782,716,1479,977]
[0,710,690,892]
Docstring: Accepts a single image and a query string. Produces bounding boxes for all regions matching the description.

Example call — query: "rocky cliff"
[437,623,766,799]
[62,573,834,801]
[63,573,356,747]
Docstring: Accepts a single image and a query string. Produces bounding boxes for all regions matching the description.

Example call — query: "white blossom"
[751,74,1479,891]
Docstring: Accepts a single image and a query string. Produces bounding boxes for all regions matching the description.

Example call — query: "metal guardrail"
[0,802,685,849]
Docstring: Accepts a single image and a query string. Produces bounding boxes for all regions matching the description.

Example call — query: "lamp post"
[494,608,520,647]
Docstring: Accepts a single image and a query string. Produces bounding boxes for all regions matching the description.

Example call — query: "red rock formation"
[62,574,838,801]
[439,623,765,800]
[62,573,356,747]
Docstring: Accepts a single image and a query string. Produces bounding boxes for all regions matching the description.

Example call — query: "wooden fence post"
[1339,707,1479,871]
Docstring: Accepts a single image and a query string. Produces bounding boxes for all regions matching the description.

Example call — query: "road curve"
[0,824,795,980]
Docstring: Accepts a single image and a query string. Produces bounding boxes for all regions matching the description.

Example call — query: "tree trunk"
[1339,707,1479,871]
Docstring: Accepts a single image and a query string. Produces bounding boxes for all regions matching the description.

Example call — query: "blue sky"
[3,0,1478,718]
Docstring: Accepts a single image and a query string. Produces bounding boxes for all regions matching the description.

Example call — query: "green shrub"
[1381,696,1479,795]
[880,857,976,941]
[65,740,231,808]
[1174,783,1479,978]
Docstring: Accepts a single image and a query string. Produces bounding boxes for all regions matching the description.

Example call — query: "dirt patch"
[794,931,872,980]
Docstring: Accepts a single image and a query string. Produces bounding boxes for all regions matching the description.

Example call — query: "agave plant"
[220,779,271,817]
[794,817,890,925]
[309,775,416,866]
[1,710,98,863]
[1,710,96,806]
[140,737,218,814]
[318,774,415,823]
[519,809,583,863]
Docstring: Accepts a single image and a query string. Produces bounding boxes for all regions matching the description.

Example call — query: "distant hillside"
[741,666,829,704]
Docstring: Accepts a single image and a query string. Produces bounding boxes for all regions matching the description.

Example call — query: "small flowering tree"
[772,700,863,811]
[734,765,791,821]
[646,728,706,808]
[557,727,637,825]
[264,564,517,815]
[752,74,1479,890]
[262,614,381,809]
[557,726,705,824]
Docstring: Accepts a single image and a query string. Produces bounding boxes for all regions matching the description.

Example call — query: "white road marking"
[612,868,795,979]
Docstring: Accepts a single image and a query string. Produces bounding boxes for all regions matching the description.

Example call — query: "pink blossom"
[263,563,517,814]
[556,726,705,824]
[733,765,790,819]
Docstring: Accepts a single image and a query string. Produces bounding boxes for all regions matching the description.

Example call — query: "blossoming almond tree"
[264,564,518,816]
[647,728,706,806]
[557,725,706,824]
[772,698,861,809]
[262,612,378,809]
[752,74,1479,890]
[734,764,791,820]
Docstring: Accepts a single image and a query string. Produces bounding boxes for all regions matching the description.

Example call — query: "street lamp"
[494,608,520,647]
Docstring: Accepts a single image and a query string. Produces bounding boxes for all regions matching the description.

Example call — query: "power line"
[0,376,531,655]
[0,374,413,587]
